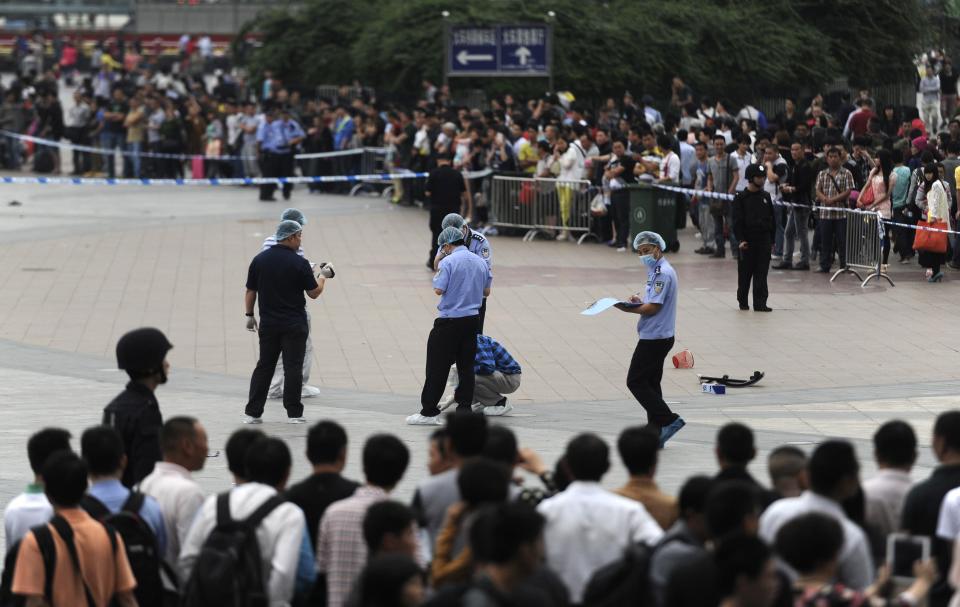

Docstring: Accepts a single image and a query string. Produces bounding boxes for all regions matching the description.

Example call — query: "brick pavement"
[0,180,958,548]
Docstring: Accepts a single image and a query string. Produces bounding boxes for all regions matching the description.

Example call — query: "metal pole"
[442,21,449,88]
[548,24,554,92]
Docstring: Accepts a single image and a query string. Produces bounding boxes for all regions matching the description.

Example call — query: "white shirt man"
[140,462,204,567]
[759,491,874,590]
[935,487,960,542]
[179,482,307,605]
[3,485,52,551]
[864,468,913,539]
[537,480,663,603]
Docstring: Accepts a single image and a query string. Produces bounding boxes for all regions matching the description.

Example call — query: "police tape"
[0,167,493,187]
[651,183,960,232]
[0,130,387,162]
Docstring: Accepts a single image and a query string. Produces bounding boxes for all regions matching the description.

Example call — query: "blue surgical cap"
[438,226,466,246]
[441,213,466,230]
[281,208,306,225]
[275,220,303,241]
[633,231,666,251]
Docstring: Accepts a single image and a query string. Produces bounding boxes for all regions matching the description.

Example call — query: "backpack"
[0,527,57,607]
[581,536,689,607]
[82,492,173,607]
[179,492,285,607]
[0,516,116,607]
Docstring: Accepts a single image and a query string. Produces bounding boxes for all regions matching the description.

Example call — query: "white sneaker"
[287,417,307,424]
[406,413,442,426]
[482,403,514,416]
[302,385,321,398]
[617,247,627,253]
[242,415,263,425]
[471,403,484,412]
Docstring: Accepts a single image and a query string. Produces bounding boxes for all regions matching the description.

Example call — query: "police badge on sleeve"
[654,280,665,295]
[481,246,490,259]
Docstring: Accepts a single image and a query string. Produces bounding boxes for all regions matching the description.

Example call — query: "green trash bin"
[627,183,680,252]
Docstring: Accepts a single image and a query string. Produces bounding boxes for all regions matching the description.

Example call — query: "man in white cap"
[243,219,333,423]
[615,231,685,447]
[260,208,326,399]
[407,226,491,426]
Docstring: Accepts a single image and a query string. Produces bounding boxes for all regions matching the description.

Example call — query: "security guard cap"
[281,208,306,225]
[441,213,466,231]
[438,226,466,246]
[116,327,173,374]
[745,163,766,180]
[633,231,666,251]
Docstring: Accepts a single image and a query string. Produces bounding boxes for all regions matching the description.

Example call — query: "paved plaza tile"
[0,180,956,547]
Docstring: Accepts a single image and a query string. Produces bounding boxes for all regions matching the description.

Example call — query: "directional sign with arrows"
[448,27,498,73]
[499,26,548,73]
[448,24,550,77]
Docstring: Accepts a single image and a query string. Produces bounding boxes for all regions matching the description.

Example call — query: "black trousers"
[894,206,917,261]
[260,151,294,201]
[421,316,480,416]
[819,218,847,271]
[737,236,771,308]
[477,297,487,334]
[428,205,458,265]
[626,337,677,428]
[245,323,307,418]
[611,190,630,247]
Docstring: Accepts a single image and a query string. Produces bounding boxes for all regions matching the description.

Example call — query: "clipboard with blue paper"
[581,297,642,316]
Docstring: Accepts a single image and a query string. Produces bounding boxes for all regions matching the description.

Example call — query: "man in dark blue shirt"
[243,220,326,423]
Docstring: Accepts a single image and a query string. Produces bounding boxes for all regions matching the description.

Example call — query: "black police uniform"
[732,181,775,310]
[103,382,163,488]
[425,164,466,266]
[245,243,318,419]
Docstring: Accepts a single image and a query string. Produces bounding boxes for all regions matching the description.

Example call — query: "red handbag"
[913,220,949,253]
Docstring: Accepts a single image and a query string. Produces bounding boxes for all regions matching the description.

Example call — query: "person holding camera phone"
[243,219,333,424]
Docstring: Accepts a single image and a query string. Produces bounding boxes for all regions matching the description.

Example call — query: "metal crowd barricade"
[349,148,391,197]
[490,175,599,244]
[830,207,894,288]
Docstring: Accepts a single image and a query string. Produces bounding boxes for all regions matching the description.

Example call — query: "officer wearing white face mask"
[614,231,685,448]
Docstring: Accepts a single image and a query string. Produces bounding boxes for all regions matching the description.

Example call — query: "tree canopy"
[239,0,925,104]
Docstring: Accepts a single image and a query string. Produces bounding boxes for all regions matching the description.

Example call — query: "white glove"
[318,262,335,279]
[245,316,258,332]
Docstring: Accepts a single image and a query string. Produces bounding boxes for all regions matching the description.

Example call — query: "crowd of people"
[5,336,960,607]
[2,55,960,278]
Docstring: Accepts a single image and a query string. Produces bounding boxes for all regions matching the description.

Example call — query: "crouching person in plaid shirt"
[472,335,522,417]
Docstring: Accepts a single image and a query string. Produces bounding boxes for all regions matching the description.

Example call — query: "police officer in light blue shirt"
[615,231,686,447]
[257,104,305,202]
[408,226,492,426]
[437,212,493,331]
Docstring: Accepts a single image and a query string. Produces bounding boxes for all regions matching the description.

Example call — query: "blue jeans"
[126,141,142,178]
[783,207,811,265]
[99,131,123,178]
[773,203,785,257]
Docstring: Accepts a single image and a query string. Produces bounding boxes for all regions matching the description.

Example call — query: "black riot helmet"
[116,328,173,381]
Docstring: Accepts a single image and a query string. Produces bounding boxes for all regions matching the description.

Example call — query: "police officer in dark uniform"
[733,163,776,312]
[244,219,329,424]
[103,327,172,488]
[425,152,469,269]
[407,226,492,426]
